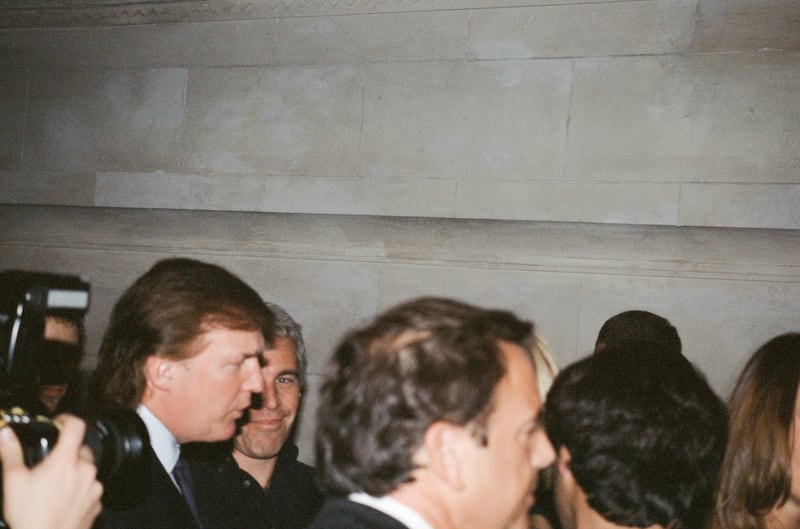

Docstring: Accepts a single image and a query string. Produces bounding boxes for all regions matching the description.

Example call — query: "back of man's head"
[594,310,681,356]
[545,344,727,529]
[315,296,534,497]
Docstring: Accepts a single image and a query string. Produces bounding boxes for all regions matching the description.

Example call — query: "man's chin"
[206,421,238,442]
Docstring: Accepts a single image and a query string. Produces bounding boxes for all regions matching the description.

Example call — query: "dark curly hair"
[315,297,534,497]
[594,310,681,356]
[545,344,727,529]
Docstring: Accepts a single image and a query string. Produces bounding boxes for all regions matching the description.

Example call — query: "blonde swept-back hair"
[530,333,559,400]
[710,333,800,529]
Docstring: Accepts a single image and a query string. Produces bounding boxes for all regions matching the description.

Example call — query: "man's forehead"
[497,340,536,368]
[262,336,298,367]
[496,340,542,404]
[188,326,264,352]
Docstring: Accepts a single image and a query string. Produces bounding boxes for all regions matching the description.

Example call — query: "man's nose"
[243,357,264,393]
[530,429,556,470]
[261,379,281,409]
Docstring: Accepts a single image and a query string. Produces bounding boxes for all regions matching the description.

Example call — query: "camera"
[0,406,147,483]
[0,270,148,483]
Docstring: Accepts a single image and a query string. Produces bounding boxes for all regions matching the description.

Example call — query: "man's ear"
[556,445,572,477]
[144,355,174,390]
[421,421,468,492]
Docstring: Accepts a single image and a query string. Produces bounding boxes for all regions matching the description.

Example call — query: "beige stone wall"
[1,0,799,461]
[2,0,799,227]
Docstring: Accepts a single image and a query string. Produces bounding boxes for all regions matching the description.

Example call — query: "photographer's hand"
[0,414,103,529]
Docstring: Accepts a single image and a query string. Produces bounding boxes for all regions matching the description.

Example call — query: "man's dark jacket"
[93,444,200,529]
[306,497,410,529]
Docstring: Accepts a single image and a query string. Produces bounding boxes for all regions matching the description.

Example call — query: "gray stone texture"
[468,0,696,59]
[693,0,800,52]
[23,68,187,172]
[274,12,471,64]
[360,60,572,181]
[1,2,798,228]
[180,65,364,176]
[1,171,96,206]
[566,53,800,186]
[0,70,27,170]
[1,0,799,462]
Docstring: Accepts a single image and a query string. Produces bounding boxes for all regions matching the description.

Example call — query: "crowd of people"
[0,257,797,529]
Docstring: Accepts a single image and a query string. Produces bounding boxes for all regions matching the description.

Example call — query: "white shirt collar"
[349,492,435,529]
[136,404,181,474]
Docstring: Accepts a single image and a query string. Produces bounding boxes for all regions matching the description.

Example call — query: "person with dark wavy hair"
[594,310,681,356]
[544,344,727,529]
[309,297,556,529]
[710,332,800,529]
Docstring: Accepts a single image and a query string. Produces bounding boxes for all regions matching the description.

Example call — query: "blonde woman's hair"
[530,333,559,400]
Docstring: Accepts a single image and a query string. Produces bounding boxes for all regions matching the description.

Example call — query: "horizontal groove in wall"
[2,205,799,283]
[0,0,639,28]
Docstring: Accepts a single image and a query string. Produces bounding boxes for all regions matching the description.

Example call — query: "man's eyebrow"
[243,349,263,359]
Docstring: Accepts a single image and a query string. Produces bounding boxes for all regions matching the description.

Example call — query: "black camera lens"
[84,408,149,482]
[0,407,148,484]
[0,408,57,468]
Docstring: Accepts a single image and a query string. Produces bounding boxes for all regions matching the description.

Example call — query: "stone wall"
[1,0,799,461]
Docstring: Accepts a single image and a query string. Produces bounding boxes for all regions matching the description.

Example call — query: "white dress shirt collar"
[136,404,181,476]
[349,492,435,529]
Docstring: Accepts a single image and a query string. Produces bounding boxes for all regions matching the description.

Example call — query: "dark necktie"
[172,454,205,529]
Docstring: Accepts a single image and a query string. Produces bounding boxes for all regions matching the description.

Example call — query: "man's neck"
[574,505,663,529]
[766,495,800,529]
[387,485,455,529]
[232,450,278,490]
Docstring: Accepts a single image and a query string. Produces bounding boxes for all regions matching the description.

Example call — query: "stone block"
[90,173,456,217]
[469,0,694,59]
[0,69,26,170]
[249,175,458,217]
[360,60,571,180]
[680,183,800,229]
[566,52,800,184]
[693,0,800,52]
[275,11,469,64]
[181,65,364,175]
[24,68,186,172]
[455,180,680,224]
[95,173,267,211]
[1,171,95,206]
[1,20,278,69]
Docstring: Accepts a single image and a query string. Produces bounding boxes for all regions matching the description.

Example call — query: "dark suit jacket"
[94,444,200,529]
[305,497,410,529]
